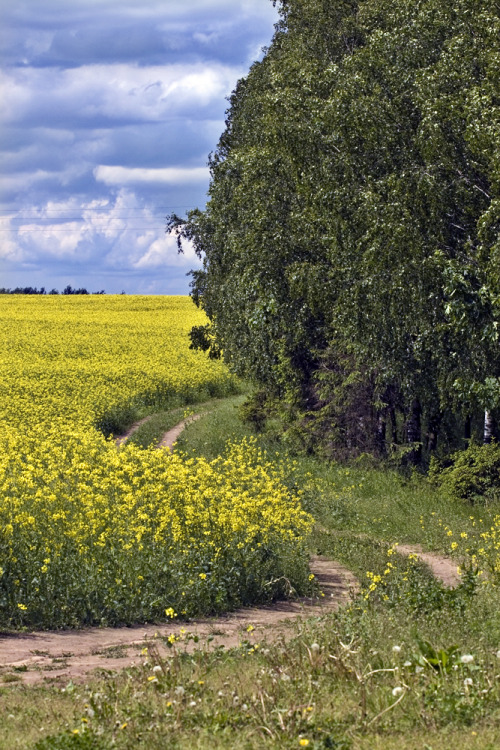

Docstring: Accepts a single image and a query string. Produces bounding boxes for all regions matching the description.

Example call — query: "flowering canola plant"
[0,296,313,628]
[0,295,236,433]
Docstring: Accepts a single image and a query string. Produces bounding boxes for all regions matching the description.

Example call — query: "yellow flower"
[0,297,313,628]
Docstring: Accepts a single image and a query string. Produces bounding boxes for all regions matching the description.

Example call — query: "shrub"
[431,441,500,504]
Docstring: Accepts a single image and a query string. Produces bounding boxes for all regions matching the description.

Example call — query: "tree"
[170,0,500,459]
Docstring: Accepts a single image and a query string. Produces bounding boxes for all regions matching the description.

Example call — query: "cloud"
[1,62,243,128]
[0,190,201,272]
[133,235,199,270]
[0,0,278,293]
[94,165,209,186]
[2,0,277,68]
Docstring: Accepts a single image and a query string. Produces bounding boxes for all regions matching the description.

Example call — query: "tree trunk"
[389,407,398,445]
[484,410,496,444]
[464,415,472,441]
[375,411,387,456]
[426,412,441,453]
[406,398,422,465]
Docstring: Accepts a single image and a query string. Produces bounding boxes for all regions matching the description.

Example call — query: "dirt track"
[396,544,461,587]
[0,557,358,686]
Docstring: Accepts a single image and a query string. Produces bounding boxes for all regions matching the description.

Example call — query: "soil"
[158,413,202,449]
[115,413,202,449]
[115,416,152,446]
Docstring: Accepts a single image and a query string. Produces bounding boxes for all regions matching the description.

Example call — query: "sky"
[0,0,279,294]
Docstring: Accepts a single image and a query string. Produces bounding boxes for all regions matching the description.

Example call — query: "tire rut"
[0,557,357,686]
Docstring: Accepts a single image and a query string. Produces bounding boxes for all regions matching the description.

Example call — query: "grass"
[125,396,241,449]
[101,380,244,438]
[173,393,252,456]
[2,394,500,749]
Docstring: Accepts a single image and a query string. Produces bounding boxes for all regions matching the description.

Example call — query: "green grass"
[3,609,499,749]
[126,396,242,449]
[98,379,244,438]
[3,394,500,749]
[174,393,257,457]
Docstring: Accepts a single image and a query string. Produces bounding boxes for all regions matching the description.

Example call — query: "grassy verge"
[96,381,244,438]
[2,396,499,748]
[2,594,499,749]
[125,395,243,449]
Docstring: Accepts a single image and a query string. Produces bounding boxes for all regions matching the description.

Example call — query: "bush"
[239,390,269,433]
[431,441,500,504]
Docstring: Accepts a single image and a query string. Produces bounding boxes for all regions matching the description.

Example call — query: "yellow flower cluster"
[0,296,313,628]
[432,515,500,586]
[364,545,397,601]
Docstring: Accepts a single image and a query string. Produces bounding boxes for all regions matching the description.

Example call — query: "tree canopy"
[169,0,500,459]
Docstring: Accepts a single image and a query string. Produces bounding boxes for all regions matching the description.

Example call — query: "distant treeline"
[0,286,105,295]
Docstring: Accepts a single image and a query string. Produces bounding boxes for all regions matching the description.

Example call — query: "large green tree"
[170,0,500,458]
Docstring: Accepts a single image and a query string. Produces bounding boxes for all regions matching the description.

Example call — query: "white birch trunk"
[484,410,494,444]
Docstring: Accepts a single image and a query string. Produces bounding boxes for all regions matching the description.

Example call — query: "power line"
[0,206,199,213]
[0,228,169,232]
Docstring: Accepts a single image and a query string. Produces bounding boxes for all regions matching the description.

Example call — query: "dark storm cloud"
[0,0,278,293]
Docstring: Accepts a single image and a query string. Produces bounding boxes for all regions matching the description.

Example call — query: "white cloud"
[1,62,243,126]
[133,234,199,269]
[1,191,201,273]
[0,0,277,292]
[94,165,209,186]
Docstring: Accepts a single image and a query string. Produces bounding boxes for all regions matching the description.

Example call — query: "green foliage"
[4,399,500,748]
[170,0,500,460]
[431,441,500,504]
[34,733,110,750]
[415,638,459,673]
[239,390,270,433]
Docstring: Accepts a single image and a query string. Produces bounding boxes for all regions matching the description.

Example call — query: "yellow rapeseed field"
[0,296,313,628]
[0,295,235,433]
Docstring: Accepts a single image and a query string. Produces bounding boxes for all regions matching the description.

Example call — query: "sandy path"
[115,416,152,446]
[396,544,461,587]
[317,526,461,589]
[158,413,202,449]
[2,411,462,686]
[0,557,358,686]
[115,413,202,450]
